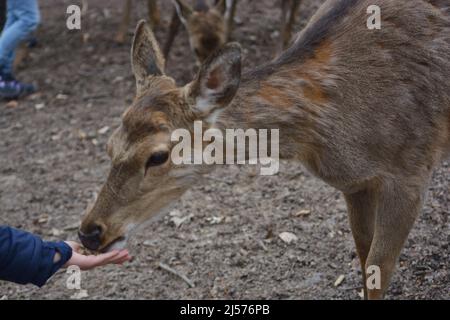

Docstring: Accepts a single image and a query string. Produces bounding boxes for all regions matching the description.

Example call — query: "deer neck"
[216,56,333,163]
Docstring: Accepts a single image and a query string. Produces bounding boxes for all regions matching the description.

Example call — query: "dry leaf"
[279,232,298,244]
[63,222,80,231]
[334,274,345,287]
[35,103,45,110]
[37,214,49,224]
[56,94,68,100]
[143,240,157,247]
[51,228,63,236]
[70,289,89,300]
[98,126,110,135]
[294,209,311,217]
[77,130,87,140]
[171,216,190,228]
[207,216,224,225]
[358,289,364,299]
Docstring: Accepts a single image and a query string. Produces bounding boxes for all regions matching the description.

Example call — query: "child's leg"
[0,0,40,75]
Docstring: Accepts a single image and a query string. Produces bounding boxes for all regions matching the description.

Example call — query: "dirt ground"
[0,0,448,300]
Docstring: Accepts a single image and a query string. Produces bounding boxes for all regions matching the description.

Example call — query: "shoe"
[0,73,36,100]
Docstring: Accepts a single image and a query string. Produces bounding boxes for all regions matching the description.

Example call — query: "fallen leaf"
[98,126,110,135]
[82,33,90,43]
[143,240,157,247]
[169,209,182,217]
[294,209,311,217]
[112,76,124,83]
[37,214,49,224]
[51,228,63,236]
[63,222,80,231]
[170,214,193,228]
[5,100,18,109]
[334,274,345,287]
[279,232,298,244]
[35,103,45,110]
[207,216,224,225]
[56,94,68,100]
[358,289,364,299]
[77,129,87,140]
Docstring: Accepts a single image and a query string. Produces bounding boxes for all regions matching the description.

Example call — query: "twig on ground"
[158,262,195,288]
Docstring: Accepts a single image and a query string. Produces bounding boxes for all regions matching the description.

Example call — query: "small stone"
[70,289,89,299]
[279,232,298,244]
[35,103,45,110]
[56,93,68,100]
[294,209,311,217]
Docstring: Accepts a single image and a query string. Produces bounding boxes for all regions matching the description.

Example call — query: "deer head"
[173,0,227,63]
[79,21,241,252]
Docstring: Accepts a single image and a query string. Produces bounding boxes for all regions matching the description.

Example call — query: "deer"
[78,0,450,300]
[116,0,302,63]
[114,0,236,64]
[165,0,238,63]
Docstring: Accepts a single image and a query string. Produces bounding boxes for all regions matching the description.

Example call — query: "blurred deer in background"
[168,0,237,63]
[115,0,302,63]
[79,0,450,299]
[115,0,236,64]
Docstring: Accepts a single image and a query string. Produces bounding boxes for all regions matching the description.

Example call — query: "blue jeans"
[0,0,40,75]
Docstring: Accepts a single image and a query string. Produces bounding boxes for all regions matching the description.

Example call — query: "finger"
[80,251,119,269]
[114,255,131,265]
[108,250,130,264]
[95,250,121,262]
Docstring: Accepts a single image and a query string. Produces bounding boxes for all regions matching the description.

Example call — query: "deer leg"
[147,0,160,29]
[224,0,238,41]
[115,0,132,44]
[163,8,181,60]
[280,0,301,51]
[365,180,425,299]
[344,188,376,299]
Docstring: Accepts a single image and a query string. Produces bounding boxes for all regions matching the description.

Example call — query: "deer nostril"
[78,224,103,251]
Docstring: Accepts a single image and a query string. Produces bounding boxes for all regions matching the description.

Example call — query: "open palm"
[63,241,131,270]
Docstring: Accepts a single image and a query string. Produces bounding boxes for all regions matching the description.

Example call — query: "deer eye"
[146,151,169,169]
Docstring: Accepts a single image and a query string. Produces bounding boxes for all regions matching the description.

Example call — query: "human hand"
[63,241,131,270]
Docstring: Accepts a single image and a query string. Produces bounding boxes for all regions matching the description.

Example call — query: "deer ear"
[188,42,241,118]
[172,0,193,25]
[131,20,165,94]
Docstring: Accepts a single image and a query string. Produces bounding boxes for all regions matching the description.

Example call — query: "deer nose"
[78,224,103,251]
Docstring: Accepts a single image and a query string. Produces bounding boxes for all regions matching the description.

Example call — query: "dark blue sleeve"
[0,226,73,287]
